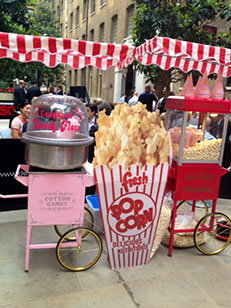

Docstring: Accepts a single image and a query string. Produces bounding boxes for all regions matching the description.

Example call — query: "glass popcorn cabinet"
[165,96,231,256]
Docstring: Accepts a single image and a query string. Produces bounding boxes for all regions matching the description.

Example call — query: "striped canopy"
[0,32,135,70]
[1,32,231,76]
[136,37,231,77]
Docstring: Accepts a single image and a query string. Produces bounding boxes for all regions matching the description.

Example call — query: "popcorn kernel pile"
[93,102,169,169]
[183,139,222,161]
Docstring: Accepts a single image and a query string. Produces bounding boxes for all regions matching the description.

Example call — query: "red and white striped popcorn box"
[180,73,194,97]
[94,163,169,270]
[211,72,224,100]
[194,73,210,98]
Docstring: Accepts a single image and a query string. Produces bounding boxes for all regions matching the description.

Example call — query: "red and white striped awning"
[1,32,231,76]
[0,32,135,70]
[135,37,231,77]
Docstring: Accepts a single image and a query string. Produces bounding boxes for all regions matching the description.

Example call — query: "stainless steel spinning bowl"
[22,131,94,170]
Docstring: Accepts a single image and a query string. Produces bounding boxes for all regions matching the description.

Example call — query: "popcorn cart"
[165,96,231,256]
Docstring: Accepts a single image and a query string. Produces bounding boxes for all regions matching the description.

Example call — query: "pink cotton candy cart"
[0,164,102,272]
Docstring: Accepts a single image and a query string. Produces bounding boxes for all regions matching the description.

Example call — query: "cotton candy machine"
[21,95,94,170]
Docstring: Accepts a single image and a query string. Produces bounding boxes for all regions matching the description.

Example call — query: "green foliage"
[0,0,31,33]
[132,0,231,84]
[0,0,65,87]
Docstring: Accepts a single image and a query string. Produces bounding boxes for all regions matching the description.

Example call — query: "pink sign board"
[27,173,86,226]
[94,163,169,270]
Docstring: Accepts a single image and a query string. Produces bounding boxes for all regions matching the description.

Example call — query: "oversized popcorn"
[93,102,170,169]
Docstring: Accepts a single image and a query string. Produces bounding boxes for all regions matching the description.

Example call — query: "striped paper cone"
[94,163,169,270]
[194,73,210,98]
[211,72,224,100]
[180,74,194,97]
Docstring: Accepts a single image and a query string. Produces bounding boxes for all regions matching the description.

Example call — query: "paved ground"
[0,198,231,308]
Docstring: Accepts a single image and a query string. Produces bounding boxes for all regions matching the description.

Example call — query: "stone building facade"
[52,0,136,103]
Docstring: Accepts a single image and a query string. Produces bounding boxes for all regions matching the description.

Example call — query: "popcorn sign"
[94,163,169,270]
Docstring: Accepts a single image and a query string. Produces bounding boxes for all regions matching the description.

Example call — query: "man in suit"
[14,80,26,111]
[27,80,42,103]
[138,84,158,112]
[56,85,63,95]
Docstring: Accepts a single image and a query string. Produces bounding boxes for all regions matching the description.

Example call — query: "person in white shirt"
[86,103,98,131]
[128,92,139,107]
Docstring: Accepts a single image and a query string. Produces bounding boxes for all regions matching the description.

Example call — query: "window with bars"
[99,23,105,42]
[91,0,96,14]
[90,29,94,42]
[111,15,117,43]
[70,12,73,31]
[76,6,80,26]
[126,4,134,38]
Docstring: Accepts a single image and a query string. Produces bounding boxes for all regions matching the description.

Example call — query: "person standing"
[86,103,98,163]
[138,84,157,112]
[27,80,42,103]
[14,80,26,111]
[11,100,31,138]
[128,91,139,107]
[56,85,63,95]
[120,94,126,103]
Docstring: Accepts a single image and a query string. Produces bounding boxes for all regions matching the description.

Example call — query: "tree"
[0,0,65,88]
[0,0,31,33]
[132,0,231,91]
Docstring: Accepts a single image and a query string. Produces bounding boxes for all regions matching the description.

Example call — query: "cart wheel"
[56,227,102,271]
[177,200,208,220]
[54,207,94,240]
[193,212,231,255]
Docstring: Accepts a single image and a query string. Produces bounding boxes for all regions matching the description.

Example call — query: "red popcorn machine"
[165,96,231,256]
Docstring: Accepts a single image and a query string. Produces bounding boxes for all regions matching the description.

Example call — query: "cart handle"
[14,164,29,187]
[0,193,28,199]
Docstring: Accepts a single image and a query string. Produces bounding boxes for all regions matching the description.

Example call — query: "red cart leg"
[168,199,178,257]
[25,225,32,272]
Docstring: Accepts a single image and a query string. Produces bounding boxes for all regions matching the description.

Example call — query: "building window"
[76,6,80,26]
[83,0,87,20]
[126,4,134,38]
[69,70,72,86]
[88,67,93,96]
[60,0,63,13]
[226,77,231,86]
[70,12,73,31]
[97,70,102,97]
[57,5,60,15]
[74,70,78,85]
[111,15,117,43]
[60,23,63,34]
[91,0,96,14]
[90,29,94,42]
[52,0,56,9]
[82,34,86,41]
[100,0,106,6]
[99,23,105,42]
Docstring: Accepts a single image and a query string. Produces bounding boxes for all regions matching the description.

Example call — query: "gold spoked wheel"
[193,212,231,255]
[56,227,102,271]
[177,200,208,220]
[54,207,94,240]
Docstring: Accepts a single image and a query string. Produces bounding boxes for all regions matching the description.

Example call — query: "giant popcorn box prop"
[94,163,169,270]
